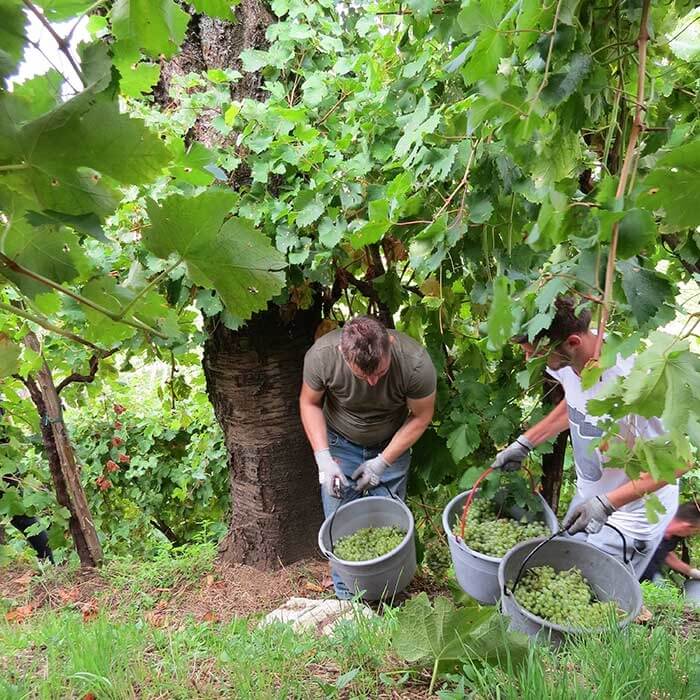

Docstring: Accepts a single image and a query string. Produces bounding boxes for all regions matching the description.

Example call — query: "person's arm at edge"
[521,399,569,446]
[606,466,690,510]
[664,550,698,577]
[299,382,328,452]
[382,392,435,464]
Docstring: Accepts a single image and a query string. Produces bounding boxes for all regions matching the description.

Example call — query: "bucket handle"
[504,522,630,597]
[322,482,400,559]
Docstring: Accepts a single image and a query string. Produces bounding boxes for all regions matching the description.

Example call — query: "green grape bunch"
[333,526,406,561]
[452,499,550,558]
[513,565,625,629]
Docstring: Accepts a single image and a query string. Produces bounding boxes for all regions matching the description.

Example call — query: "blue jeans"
[322,428,411,599]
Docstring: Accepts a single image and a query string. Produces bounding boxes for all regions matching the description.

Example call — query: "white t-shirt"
[547,355,678,541]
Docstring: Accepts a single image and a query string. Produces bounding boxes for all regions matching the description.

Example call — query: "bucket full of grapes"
[498,533,642,646]
[318,495,416,601]
[442,481,559,604]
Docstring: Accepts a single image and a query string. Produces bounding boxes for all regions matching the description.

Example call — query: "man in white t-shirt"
[492,297,681,578]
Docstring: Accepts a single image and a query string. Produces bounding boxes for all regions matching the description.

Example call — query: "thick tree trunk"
[157,2,325,569]
[540,377,568,515]
[22,334,102,567]
[203,305,324,568]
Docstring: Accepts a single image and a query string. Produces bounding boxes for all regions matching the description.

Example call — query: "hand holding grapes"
[351,454,390,491]
[563,494,616,534]
[491,436,534,472]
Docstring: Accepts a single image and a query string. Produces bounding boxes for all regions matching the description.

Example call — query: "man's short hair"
[340,315,390,374]
[675,502,700,526]
[514,296,592,346]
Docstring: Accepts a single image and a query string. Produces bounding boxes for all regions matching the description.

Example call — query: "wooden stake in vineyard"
[21,333,102,567]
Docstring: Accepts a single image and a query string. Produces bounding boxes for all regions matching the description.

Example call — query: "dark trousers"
[2,475,54,562]
[8,514,54,562]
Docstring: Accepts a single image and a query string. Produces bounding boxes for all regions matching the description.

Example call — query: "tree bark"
[156,2,325,569]
[540,377,568,515]
[203,305,324,568]
[22,333,102,567]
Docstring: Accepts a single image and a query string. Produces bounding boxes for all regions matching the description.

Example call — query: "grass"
[1,547,699,699]
[0,608,397,699]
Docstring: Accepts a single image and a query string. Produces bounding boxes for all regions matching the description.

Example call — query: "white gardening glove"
[688,568,700,580]
[491,435,534,472]
[351,454,390,492]
[315,448,347,498]
[563,494,616,535]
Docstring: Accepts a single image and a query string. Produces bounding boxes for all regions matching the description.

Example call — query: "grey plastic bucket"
[498,536,642,646]
[442,490,559,604]
[684,579,700,607]
[318,496,416,601]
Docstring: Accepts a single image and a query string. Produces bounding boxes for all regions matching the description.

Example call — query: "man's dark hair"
[675,502,700,526]
[340,315,391,374]
[515,296,592,346]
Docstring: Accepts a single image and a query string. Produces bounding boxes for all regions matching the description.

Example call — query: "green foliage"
[392,592,528,693]
[1,0,699,563]
[144,190,286,321]
[1,366,228,560]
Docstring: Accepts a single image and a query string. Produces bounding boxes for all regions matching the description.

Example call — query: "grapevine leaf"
[189,0,238,21]
[144,190,286,320]
[0,220,89,298]
[5,91,170,217]
[618,259,674,326]
[0,334,21,378]
[0,0,27,79]
[373,269,403,313]
[34,0,93,21]
[447,420,480,463]
[405,0,436,19]
[541,54,591,107]
[487,276,512,350]
[637,139,700,229]
[2,70,63,122]
[458,0,507,84]
[588,334,700,440]
[668,8,700,62]
[24,210,108,243]
[616,208,656,259]
[110,0,190,59]
[392,592,495,667]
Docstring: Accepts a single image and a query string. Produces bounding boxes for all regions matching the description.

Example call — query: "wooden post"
[23,333,102,567]
[540,377,568,516]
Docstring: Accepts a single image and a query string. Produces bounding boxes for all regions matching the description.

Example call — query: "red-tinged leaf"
[82,600,99,622]
[5,604,34,623]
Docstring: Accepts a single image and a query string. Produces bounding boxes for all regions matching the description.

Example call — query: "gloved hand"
[563,494,616,535]
[491,436,534,472]
[351,454,390,492]
[688,568,700,580]
[315,448,347,498]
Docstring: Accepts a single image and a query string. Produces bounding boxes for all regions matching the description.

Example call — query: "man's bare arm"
[382,392,435,464]
[299,382,328,452]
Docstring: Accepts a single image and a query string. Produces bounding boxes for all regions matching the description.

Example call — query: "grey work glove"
[563,494,616,535]
[351,454,390,492]
[491,435,534,472]
[688,568,700,580]
[315,448,348,498]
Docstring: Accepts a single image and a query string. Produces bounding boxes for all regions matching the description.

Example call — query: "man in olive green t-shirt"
[300,315,436,596]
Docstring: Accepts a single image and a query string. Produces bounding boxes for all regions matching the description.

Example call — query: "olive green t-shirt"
[303,329,437,446]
